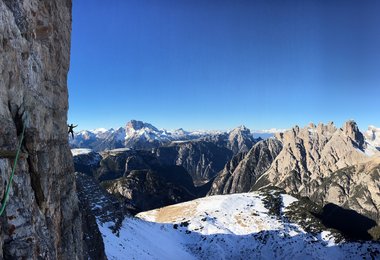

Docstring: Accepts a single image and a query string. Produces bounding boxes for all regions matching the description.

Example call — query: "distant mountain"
[70,120,223,151]
[252,128,288,139]
[70,120,261,154]
[364,125,380,151]
[69,127,124,151]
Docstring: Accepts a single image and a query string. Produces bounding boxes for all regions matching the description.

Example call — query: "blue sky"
[68,0,380,131]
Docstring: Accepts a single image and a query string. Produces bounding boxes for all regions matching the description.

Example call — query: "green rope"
[0,120,26,216]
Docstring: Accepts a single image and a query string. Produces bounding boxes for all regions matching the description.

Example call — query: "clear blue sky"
[68,0,380,131]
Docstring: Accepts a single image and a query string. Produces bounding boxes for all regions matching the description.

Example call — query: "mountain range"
[69,120,269,152]
[72,119,380,259]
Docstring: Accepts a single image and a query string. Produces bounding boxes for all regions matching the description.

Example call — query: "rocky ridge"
[155,141,233,185]
[258,121,373,195]
[73,139,233,186]
[72,147,218,212]
[102,167,198,212]
[208,138,283,195]
[209,121,380,226]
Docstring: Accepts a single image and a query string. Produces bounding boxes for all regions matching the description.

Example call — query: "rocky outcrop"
[72,149,102,177]
[75,172,126,230]
[156,141,233,185]
[342,120,365,148]
[73,149,201,212]
[73,139,233,186]
[199,126,257,154]
[0,0,84,259]
[226,125,256,154]
[310,157,380,226]
[94,149,133,181]
[208,121,380,228]
[76,173,107,260]
[256,121,372,195]
[103,167,197,212]
[209,138,282,195]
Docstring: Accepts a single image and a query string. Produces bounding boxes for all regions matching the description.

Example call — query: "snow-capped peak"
[91,128,109,134]
[364,125,380,151]
[126,120,160,132]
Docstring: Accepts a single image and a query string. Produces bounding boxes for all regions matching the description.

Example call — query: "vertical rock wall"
[0,0,83,259]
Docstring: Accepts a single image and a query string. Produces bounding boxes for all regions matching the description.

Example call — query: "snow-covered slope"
[364,125,380,150]
[97,192,380,259]
[71,148,93,156]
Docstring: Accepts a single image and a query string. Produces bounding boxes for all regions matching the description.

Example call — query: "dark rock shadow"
[313,203,377,241]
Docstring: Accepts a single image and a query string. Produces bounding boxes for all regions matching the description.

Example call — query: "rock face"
[311,157,380,225]
[75,172,126,234]
[208,121,380,227]
[74,139,234,186]
[95,149,135,181]
[73,149,202,212]
[76,173,107,260]
[226,125,256,154]
[103,166,198,212]
[209,138,282,195]
[72,149,102,177]
[257,121,370,195]
[0,0,85,259]
[199,125,258,155]
[156,141,233,185]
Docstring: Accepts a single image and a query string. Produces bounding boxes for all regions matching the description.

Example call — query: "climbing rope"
[0,115,27,216]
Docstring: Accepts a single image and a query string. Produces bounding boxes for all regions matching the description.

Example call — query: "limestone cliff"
[156,141,233,185]
[310,157,380,225]
[208,138,282,195]
[0,0,84,258]
[257,121,371,195]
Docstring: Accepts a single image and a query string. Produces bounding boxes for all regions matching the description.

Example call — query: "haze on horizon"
[68,0,380,131]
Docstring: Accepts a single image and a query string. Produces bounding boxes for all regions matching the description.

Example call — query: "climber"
[68,124,78,139]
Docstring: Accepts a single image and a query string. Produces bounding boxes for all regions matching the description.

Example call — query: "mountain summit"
[126,120,160,133]
[227,125,255,154]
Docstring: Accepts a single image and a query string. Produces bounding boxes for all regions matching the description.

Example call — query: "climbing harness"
[0,114,27,216]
